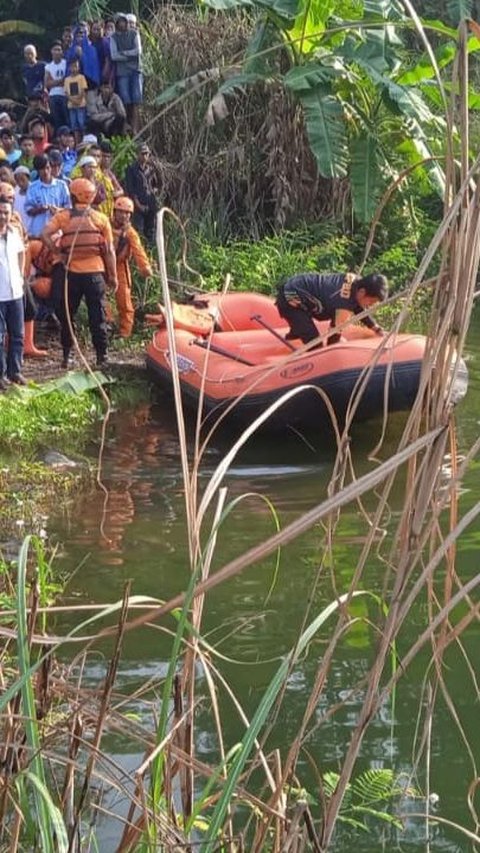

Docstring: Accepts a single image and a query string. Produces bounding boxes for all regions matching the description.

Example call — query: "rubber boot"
[23,320,48,358]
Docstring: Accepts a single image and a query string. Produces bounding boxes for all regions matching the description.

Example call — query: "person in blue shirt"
[55,126,77,177]
[0,129,21,168]
[276,271,388,346]
[22,45,46,100]
[25,153,71,237]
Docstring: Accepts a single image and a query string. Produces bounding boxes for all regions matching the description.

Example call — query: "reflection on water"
[49,320,480,852]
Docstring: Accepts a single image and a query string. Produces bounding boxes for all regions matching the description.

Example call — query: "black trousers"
[24,284,37,322]
[132,207,157,244]
[276,287,321,344]
[55,270,108,357]
[275,286,341,346]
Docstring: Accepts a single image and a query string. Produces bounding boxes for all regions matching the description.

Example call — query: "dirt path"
[22,323,146,383]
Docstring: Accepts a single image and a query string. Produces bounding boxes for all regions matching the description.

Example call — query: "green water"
[49,321,480,851]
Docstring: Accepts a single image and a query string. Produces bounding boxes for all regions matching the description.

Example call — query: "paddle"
[250,314,296,351]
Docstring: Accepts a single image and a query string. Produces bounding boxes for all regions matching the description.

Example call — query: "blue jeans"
[49,96,69,131]
[116,72,143,105]
[68,107,86,131]
[0,298,25,379]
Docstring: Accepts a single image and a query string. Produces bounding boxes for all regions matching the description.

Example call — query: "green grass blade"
[24,771,69,853]
[16,536,55,853]
[204,590,367,845]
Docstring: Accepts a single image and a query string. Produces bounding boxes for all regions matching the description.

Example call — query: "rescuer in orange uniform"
[42,177,118,368]
[111,195,152,337]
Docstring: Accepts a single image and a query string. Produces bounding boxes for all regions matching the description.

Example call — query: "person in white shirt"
[0,195,26,388]
[45,42,69,132]
[13,166,33,234]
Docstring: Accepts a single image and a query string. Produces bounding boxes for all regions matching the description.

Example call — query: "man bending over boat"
[275,272,388,346]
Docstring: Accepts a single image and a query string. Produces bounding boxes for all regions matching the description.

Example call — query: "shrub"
[190,227,355,293]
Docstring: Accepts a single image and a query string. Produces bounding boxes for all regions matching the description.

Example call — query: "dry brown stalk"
[67,581,131,851]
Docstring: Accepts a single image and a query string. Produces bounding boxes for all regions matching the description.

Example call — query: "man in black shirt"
[276,271,388,346]
[124,142,158,243]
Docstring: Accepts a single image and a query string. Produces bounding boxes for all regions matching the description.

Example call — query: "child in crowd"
[18,135,35,171]
[64,58,88,142]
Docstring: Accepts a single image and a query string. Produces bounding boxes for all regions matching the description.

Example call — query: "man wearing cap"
[74,154,109,211]
[25,154,71,237]
[78,133,98,150]
[125,143,158,243]
[110,13,143,135]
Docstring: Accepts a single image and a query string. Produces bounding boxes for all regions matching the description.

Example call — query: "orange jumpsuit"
[113,224,152,337]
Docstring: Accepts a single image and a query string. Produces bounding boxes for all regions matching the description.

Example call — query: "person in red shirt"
[29,118,50,155]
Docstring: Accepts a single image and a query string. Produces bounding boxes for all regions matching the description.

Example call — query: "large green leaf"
[359,62,435,123]
[257,0,301,19]
[397,41,457,85]
[244,20,272,73]
[447,0,473,24]
[285,66,348,177]
[420,17,458,38]
[288,0,335,55]
[0,20,43,36]
[401,129,446,196]
[363,0,400,17]
[350,132,382,222]
[11,370,113,399]
[351,28,399,73]
[397,34,480,87]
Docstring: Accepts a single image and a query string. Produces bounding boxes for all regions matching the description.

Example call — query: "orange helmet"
[114,195,134,213]
[0,181,14,201]
[31,276,52,299]
[70,178,96,206]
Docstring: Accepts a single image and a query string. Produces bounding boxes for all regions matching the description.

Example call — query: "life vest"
[29,239,54,276]
[59,209,105,262]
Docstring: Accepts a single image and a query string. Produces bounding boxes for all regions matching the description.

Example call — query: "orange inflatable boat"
[146,291,428,431]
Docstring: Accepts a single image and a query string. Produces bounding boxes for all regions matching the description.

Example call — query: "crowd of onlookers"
[19,13,143,138]
[0,14,161,388]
